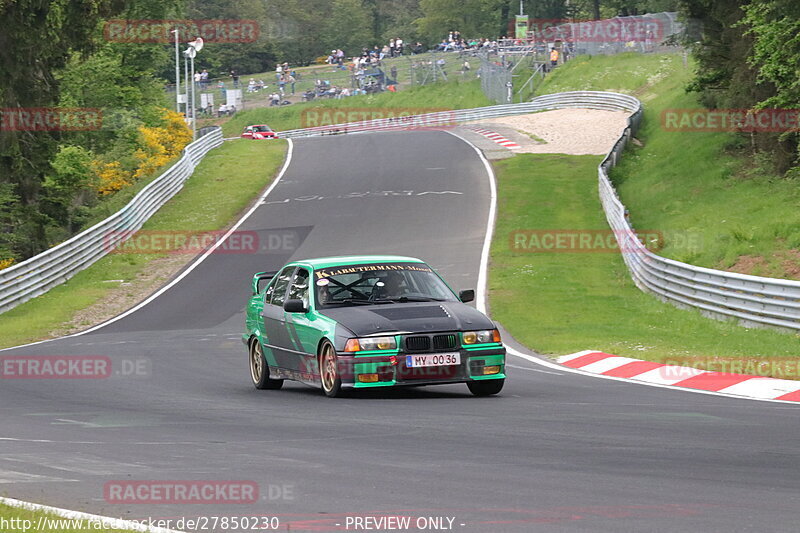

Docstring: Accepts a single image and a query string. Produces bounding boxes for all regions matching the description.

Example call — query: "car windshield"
[254,125,272,132]
[314,262,458,307]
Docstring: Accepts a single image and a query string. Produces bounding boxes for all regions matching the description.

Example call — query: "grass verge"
[0,502,138,533]
[0,139,287,349]
[221,79,490,136]
[489,153,800,377]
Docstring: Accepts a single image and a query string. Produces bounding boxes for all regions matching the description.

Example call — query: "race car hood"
[318,301,494,337]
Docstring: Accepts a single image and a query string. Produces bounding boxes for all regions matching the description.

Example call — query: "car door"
[261,266,295,370]
[283,267,320,377]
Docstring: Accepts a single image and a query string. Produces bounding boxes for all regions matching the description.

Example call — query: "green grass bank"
[221,78,491,136]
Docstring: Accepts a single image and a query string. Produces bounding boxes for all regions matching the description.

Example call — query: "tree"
[186,0,276,75]
[742,0,800,109]
[417,0,506,43]
[741,0,800,173]
[0,0,122,257]
[264,0,334,65]
[324,0,375,55]
[42,145,96,235]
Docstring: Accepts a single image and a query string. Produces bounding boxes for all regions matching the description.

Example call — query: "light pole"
[187,37,204,140]
[183,47,192,128]
[172,28,180,113]
[189,45,196,139]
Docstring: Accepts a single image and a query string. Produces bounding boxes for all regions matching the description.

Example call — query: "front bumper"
[337,345,506,389]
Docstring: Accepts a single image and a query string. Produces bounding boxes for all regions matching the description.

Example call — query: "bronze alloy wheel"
[250,339,283,390]
[320,341,343,397]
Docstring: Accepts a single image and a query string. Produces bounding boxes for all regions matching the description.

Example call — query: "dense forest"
[0,0,797,267]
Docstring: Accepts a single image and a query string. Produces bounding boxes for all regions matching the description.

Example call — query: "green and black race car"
[243,255,506,397]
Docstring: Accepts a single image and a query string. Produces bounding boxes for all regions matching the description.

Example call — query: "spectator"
[230,70,239,88]
[247,78,257,93]
[218,103,228,116]
[272,92,281,106]
[288,74,296,95]
[390,65,398,82]
[550,46,559,68]
[217,80,226,98]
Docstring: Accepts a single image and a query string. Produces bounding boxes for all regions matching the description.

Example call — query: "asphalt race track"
[1,131,799,532]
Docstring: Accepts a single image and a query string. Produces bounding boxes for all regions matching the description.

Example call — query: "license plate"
[406,353,461,368]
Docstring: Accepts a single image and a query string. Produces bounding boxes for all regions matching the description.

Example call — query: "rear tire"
[467,378,504,397]
[319,341,345,398]
[250,339,283,390]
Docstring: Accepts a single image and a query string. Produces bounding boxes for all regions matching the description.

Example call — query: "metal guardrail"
[0,127,223,314]
[276,91,800,331]
[275,91,641,139]
[599,108,800,331]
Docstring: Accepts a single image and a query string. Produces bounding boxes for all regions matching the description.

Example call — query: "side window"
[288,268,310,307]
[263,279,275,302]
[269,267,294,307]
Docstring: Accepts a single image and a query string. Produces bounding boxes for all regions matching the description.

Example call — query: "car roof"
[287,255,426,270]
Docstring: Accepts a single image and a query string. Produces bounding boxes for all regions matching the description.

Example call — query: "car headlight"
[462,329,501,345]
[344,336,397,352]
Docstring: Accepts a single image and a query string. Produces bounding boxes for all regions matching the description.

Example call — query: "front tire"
[319,341,344,398]
[250,339,283,390]
[467,378,504,396]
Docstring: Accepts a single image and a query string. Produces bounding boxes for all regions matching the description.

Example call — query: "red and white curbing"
[466,126,521,149]
[558,351,800,402]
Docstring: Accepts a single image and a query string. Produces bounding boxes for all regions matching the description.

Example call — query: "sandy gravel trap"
[473,108,631,155]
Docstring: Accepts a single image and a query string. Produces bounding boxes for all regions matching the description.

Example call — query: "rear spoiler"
[251,270,279,295]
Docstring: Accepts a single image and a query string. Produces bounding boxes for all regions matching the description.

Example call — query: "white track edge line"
[448,130,800,407]
[0,139,295,352]
[0,496,184,533]
[444,130,495,315]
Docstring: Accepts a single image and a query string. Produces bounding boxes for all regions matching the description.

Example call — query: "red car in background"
[241,124,277,139]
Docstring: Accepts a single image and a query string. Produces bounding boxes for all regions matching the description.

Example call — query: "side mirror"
[459,289,475,303]
[284,299,307,313]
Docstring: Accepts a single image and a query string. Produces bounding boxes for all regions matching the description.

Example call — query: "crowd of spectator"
[435,30,498,53]
[302,79,377,101]
[185,30,509,119]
